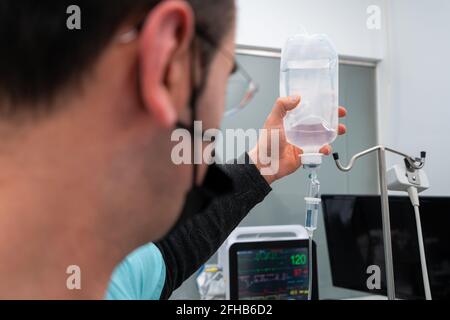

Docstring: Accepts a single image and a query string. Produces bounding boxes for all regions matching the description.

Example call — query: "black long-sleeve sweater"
[155,154,272,299]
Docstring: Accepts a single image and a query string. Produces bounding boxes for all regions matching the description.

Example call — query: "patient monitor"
[218,225,318,300]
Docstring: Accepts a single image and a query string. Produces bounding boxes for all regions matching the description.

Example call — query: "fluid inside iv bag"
[280,34,339,155]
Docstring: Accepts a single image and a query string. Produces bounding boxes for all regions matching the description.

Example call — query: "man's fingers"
[320,145,332,155]
[339,106,347,118]
[293,145,303,156]
[291,146,303,166]
[272,96,301,119]
[337,106,347,135]
[273,101,345,119]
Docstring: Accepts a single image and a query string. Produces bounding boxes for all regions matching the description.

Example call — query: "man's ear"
[138,1,194,128]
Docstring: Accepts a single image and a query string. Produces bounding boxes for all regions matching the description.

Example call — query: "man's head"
[0,1,235,248]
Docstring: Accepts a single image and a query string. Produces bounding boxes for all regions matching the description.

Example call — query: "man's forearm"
[155,153,272,299]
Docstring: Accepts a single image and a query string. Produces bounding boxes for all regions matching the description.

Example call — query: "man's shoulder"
[106,243,166,300]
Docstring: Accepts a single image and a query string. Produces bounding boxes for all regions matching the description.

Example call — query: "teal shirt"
[106,243,166,300]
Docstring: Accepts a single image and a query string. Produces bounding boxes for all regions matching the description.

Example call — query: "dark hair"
[0,0,235,116]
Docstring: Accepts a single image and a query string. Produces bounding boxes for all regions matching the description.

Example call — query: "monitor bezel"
[321,194,450,299]
[228,239,318,300]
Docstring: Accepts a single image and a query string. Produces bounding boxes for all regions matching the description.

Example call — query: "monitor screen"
[229,240,317,300]
[322,195,450,299]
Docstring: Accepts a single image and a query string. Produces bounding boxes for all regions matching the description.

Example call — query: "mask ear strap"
[189,33,210,187]
[189,93,199,187]
[189,37,200,188]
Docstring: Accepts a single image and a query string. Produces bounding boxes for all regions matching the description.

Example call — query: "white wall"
[383,0,450,195]
[236,0,387,60]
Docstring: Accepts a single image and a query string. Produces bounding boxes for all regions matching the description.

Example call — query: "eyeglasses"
[118,24,259,117]
[195,28,259,117]
[224,60,258,117]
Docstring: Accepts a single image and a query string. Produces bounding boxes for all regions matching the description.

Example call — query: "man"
[0,0,345,299]
[104,3,346,300]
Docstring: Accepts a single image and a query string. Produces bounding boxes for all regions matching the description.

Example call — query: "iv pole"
[332,146,426,300]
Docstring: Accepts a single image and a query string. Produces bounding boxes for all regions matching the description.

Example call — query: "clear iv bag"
[280,33,339,165]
